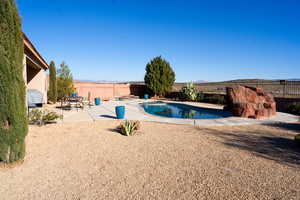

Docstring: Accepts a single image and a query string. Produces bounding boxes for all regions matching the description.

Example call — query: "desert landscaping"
[1,1,300,200]
[1,121,299,199]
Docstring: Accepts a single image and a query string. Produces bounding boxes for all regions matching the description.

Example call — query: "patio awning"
[23,33,49,70]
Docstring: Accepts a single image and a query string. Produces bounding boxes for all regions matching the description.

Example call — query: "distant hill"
[222,79,274,83]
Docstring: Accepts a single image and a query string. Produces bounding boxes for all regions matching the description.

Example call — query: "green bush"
[57,62,75,100]
[285,102,300,115]
[144,56,175,97]
[179,82,200,101]
[117,120,140,136]
[29,109,62,126]
[0,0,28,163]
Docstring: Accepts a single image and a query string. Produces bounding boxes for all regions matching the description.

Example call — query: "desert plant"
[29,109,62,126]
[0,0,28,163]
[117,120,140,136]
[179,82,200,101]
[144,56,175,97]
[48,61,57,103]
[285,102,300,115]
[57,61,75,100]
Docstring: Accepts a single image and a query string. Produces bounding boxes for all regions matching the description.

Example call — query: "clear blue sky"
[17,0,300,82]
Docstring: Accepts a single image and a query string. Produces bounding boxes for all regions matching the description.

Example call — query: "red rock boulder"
[225,86,276,119]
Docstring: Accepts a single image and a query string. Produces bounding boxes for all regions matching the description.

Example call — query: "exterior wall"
[74,82,131,100]
[27,68,48,104]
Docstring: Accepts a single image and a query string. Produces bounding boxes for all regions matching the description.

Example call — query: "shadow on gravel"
[201,123,300,168]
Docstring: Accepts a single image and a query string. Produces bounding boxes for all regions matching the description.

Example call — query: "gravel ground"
[1,121,300,200]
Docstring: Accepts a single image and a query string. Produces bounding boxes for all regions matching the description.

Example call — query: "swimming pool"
[141,101,232,119]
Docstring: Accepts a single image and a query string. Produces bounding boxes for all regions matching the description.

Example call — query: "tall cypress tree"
[48,61,57,103]
[0,0,28,163]
[144,56,175,96]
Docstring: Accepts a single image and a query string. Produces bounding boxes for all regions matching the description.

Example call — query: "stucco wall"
[27,69,48,104]
[74,82,131,100]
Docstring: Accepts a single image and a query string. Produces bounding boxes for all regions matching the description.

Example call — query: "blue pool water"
[141,102,232,119]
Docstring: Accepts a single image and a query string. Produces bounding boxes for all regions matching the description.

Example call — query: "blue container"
[144,94,149,100]
[71,92,77,97]
[94,98,101,106]
[115,106,125,119]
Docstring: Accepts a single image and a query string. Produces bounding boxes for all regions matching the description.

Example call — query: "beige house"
[23,33,49,106]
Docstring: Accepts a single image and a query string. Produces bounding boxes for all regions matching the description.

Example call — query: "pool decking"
[58,99,299,126]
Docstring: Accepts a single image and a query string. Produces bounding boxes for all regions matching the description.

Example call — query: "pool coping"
[131,99,299,126]
[60,99,300,126]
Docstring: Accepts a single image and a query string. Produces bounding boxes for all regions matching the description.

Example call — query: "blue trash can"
[115,106,125,119]
[144,94,149,100]
[94,98,101,106]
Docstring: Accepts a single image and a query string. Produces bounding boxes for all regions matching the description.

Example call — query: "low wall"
[74,82,131,100]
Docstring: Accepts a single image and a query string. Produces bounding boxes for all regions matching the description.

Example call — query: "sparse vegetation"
[117,120,140,136]
[29,109,62,126]
[144,56,175,97]
[0,0,28,163]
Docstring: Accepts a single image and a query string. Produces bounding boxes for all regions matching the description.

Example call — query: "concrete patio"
[57,99,299,126]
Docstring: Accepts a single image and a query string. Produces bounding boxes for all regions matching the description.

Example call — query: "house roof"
[23,33,49,70]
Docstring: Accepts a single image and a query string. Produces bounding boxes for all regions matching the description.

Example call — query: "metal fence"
[190,80,300,98]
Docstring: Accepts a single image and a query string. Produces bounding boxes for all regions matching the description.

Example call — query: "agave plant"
[117,120,140,136]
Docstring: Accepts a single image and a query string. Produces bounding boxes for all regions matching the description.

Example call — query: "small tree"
[57,62,75,100]
[0,0,28,163]
[48,61,57,103]
[144,56,175,96]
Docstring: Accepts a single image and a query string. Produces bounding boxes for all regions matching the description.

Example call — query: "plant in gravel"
[0,0,28,163]
[117,120,140,136]
[29,109,62,126]
[295,134,300,146]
